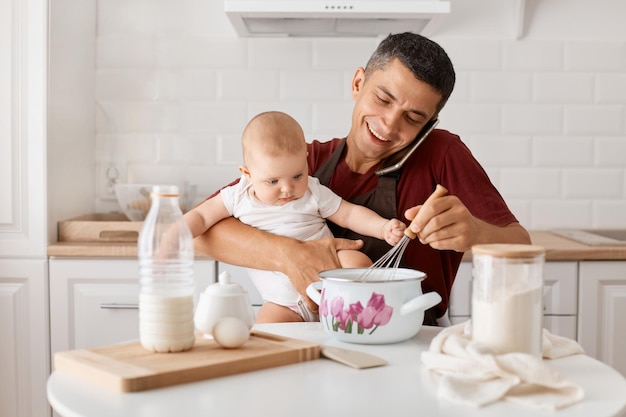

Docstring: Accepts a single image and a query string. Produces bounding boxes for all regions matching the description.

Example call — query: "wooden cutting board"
[54,331,320,392]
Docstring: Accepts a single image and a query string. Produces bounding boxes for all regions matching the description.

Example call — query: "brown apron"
[313,139,438,325]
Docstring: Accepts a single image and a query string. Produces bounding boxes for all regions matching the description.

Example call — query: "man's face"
[348,58,442,169]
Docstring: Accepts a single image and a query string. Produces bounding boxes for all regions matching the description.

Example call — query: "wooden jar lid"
[471,244,545,258]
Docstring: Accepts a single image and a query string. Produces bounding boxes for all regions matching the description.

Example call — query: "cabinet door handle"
[100,303,139,310]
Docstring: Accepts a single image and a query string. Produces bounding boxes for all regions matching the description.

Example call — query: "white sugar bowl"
[194,272,255,337]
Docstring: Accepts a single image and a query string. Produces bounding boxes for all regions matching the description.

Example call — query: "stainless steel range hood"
[225,0,451,37]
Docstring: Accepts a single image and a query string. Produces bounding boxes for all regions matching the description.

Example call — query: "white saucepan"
[306,268,441,344]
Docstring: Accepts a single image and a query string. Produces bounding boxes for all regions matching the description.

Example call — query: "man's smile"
[367,122,390,142]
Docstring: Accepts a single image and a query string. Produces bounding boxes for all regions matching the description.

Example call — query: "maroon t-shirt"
[307,129,519,317]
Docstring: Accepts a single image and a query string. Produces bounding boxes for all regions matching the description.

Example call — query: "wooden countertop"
[529,231,626,261]
[48,231,626,261]
[47,242,212,259]
[48,241,138,258]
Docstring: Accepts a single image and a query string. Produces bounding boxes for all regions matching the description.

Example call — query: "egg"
[212,317,250,348]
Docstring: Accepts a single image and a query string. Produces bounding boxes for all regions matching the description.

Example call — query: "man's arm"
[193,217,364,312]
[404,194,531,253]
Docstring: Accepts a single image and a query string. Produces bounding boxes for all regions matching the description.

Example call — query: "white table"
[48,323,626,417]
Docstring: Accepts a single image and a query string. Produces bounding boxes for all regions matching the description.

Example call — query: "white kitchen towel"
[420,320,585,410]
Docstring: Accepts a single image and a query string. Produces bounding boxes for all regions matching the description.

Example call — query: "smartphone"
[375,119,439,176]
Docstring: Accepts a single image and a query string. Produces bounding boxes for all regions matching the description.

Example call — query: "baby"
[184,111,406,323]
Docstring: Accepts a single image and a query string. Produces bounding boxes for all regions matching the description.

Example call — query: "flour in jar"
[471,286,543,356]
[139,293,195,353]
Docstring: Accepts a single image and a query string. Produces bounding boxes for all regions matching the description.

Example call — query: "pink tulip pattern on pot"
[320,288,393,335]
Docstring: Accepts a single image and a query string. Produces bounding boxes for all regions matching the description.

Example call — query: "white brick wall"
[86,0,626,230]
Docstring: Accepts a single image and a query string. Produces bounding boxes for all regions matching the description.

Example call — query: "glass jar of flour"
[471,244,545,357]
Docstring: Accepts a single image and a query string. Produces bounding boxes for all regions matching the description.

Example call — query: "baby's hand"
[382,219,407,246]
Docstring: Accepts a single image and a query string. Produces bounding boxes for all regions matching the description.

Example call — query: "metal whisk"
[356,185,449,281]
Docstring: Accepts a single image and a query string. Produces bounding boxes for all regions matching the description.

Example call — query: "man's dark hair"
[365,32,456,114]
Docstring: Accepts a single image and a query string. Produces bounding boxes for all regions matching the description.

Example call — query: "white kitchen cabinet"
[0,0,47,259]
[448,261,472,324]
[0,260,49,417]
[448,260,579,340]
[578,261,626,377]
[0,0,50,416]
[49,258,216,359]
[542,261,579,340]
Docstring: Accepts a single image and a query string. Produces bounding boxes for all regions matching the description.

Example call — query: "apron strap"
[313,139,399,261]
[313,139,346,185]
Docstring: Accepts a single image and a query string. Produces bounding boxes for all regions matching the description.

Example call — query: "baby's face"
[246,150,309,206]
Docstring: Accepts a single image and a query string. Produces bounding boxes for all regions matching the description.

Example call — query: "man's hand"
[277,237,364,313]
[404,192,531,253]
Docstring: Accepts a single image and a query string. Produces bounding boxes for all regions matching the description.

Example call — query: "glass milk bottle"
[471,244,545,357]
[137,185,195,353]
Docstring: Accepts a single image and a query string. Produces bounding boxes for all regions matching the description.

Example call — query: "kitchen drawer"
[448,261,472,318]
[71,281,140,350]
[543,261,578,315]
[49,258,216,360]
[449,261,578,316]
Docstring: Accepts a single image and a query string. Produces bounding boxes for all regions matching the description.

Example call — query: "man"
[195,32,530,324]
